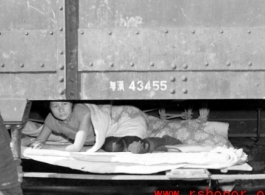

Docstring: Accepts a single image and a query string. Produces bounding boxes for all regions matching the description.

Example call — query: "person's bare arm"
[29,125,52,149]
[36,125,52,142]
[40,144,88,152]
[65,113,92,152]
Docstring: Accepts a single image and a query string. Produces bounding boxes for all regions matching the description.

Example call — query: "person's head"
[49,101,73,121]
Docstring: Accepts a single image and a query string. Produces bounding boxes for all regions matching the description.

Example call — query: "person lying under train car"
[24,101,232,153]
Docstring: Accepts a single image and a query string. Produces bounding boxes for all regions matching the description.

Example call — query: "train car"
[0,0,265,193]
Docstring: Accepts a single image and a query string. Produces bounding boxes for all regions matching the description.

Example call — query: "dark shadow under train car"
[1,0,265,194]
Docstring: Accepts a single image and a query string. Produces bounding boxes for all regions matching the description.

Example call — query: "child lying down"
[26,101,232,153]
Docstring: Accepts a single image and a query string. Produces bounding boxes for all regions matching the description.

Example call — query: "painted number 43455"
[129,81,167,91]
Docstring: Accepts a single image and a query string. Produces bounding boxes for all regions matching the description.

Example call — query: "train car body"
[0,0,265,192]
[1,0,265,100]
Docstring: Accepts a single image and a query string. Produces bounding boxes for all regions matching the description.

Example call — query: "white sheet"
[23,147,250,174]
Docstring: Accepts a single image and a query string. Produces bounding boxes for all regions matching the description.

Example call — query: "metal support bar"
[21,172,265,181]
[0,98,32,183]
[11,125,23,183]
[22,186,216,194]
[65,0,80,99]
[255,108,262,142]
[21,172,168,180]
[11,125,22,160]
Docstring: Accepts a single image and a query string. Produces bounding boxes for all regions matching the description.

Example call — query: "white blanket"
[85,104,147,152]
[23,147,250,174]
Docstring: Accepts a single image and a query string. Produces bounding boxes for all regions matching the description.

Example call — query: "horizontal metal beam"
[80,71,265,99]
[21,172,265,180]
[21,172,168,180]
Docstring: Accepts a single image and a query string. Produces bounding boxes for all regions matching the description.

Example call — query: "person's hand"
[127,141,143,154]
[28,139,44,149]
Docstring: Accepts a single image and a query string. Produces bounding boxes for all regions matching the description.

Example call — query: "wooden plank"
[166,169,210,180]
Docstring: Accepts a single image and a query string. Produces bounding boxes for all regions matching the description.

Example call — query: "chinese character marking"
[109,81,116,91]
[117,81,125,91]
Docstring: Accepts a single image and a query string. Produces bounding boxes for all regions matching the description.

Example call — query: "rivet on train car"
[60,51,64,55]
[226,62,231,66]
[70,91,75,96]
[1,63,4,67]
[50,31,53,35]
[70,65,75,70]
[20,64,24,68]
[170,76,175,82]
[182,88,188,94]
[248,62,252,66]
[164,29,169,34]
[108,31,112,35]
[247,30,251,34]
[70,78,75,83]
[171,64,177,69]
[150,62,154,67]
[220,30,224,34]
[59,89,65,95]
[135,30,139,35]
[60,28,63,32]
[59,65,64,70]
[59,77,64,82]
[40,63,45,67]
[25,32,29,35]
[80,30,84,35]
[110,62,114,67]
[170,89,176,94]
[0,32,1,35]
[191,30,195,34]
[205,63,209,67]
[89,62,93,67]
[181,76,187,81]
[182,64,188,69]
[130,62,134,67]
[59,6,63,11]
